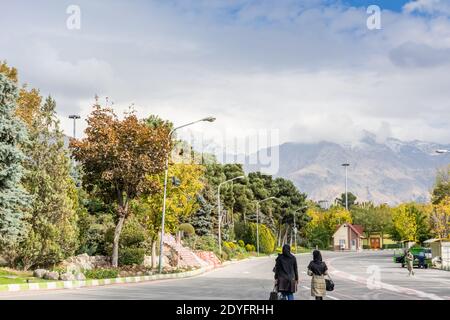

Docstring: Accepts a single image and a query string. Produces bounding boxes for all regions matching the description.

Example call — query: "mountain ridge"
[240,135,450,205]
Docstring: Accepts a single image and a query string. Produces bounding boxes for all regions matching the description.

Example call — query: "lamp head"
[342,163,350,167]
[202,116,216,122]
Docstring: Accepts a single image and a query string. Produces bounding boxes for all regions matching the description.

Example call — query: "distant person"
[405,250,415,276]
[274,244,298,300]
[418,251,425,269]
[307,250,328,300]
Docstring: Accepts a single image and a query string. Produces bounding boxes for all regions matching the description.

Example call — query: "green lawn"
[0,268,49,285]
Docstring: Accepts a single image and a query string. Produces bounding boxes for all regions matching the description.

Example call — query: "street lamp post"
[158,116,216,274]
[292,205,308,254]
[68,115,81,138]
[217,176,245,256]
[342,163,350,210]
[255,197,276,256]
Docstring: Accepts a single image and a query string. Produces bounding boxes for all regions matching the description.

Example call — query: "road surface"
[1,251,449,300]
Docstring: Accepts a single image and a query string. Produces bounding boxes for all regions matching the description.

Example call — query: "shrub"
[179,223,195,236]
[383,244,402,249]
[235,222,275,254]
[258,225,276,254]
[194,235,218,252]
[120,217,147,248]
[223,245,235,259]
[245,244,255,252]
[84,268,119,279]
[119,247,145,266]
[238,240,245,248]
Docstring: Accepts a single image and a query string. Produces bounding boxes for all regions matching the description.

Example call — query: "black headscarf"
[308,250,327,275]
[313,249,322,262]
[282,244,292,257]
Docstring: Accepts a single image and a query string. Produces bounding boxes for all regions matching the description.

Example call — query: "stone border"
[0,265,215,293]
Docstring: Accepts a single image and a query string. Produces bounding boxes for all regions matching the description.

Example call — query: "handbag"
[269,283,279,300]
[325,275,334,292]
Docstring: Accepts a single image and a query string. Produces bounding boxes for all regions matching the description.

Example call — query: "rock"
[143,255,152,268]
[33,269,48,279]
[59,254,111,273]
[0,256,7,267]
[59,272,76,281]
[43,271,59,280]
[75,272,86,281]
[136,271,143,276]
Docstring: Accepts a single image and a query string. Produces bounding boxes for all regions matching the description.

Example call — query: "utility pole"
[255,197,276,256]
[342,163,350,210]
[69,115,81,138]
[158,116,216,274]
[217,176,245,256]
[293,206,308,254]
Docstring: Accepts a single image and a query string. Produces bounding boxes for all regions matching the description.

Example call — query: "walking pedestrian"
[405,250,415,276]
[307,250,328,300]
[274,244,298,300]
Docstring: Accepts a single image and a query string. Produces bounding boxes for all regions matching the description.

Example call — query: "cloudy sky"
[1,0,450,154]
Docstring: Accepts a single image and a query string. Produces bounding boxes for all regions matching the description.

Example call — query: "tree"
[336,192,357,209]
[431,196,450,239]
[16,96,79,269]
[432,165,450,205]
[0,73,30,262]
[304,206,352,249]
[140,163,204,238]
[351,202,393,240]
[190,194,213,236]
[391,203,431,243]
[70,103,170,267]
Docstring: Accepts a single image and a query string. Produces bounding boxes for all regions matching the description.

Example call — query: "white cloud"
[403,0,450,15]
[0,0,449,147]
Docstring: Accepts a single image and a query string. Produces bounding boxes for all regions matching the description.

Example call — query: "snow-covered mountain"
[242,135,450,205]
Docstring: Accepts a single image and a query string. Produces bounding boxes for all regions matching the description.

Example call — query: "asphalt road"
[1,251,449,300]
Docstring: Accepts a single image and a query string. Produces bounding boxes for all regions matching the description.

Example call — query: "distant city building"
[318,200,330,210]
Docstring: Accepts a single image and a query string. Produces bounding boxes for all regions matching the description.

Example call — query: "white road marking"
[301,285,340,300]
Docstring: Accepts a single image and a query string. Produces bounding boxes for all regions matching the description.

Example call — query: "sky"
[1,0,450,155]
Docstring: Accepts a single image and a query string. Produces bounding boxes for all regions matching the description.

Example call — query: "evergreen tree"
[190,194,213,236]
[0,73,30,259]
[17,96,79,269]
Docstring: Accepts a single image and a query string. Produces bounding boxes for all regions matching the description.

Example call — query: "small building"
[424,238,450,271]
[332,223,364,251]
[362,232,398,249]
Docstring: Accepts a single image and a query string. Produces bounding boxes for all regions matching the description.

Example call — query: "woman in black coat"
[274,244,298,300]
[307,250,328,300]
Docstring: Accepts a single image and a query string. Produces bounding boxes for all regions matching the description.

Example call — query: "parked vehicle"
[393,247,432,268]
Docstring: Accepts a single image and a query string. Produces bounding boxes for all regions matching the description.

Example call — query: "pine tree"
[17,96,79,269]
[190,194,213,236]
[0,73,30,256]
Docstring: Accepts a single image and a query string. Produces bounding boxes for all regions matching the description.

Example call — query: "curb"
[0,265,215,293]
